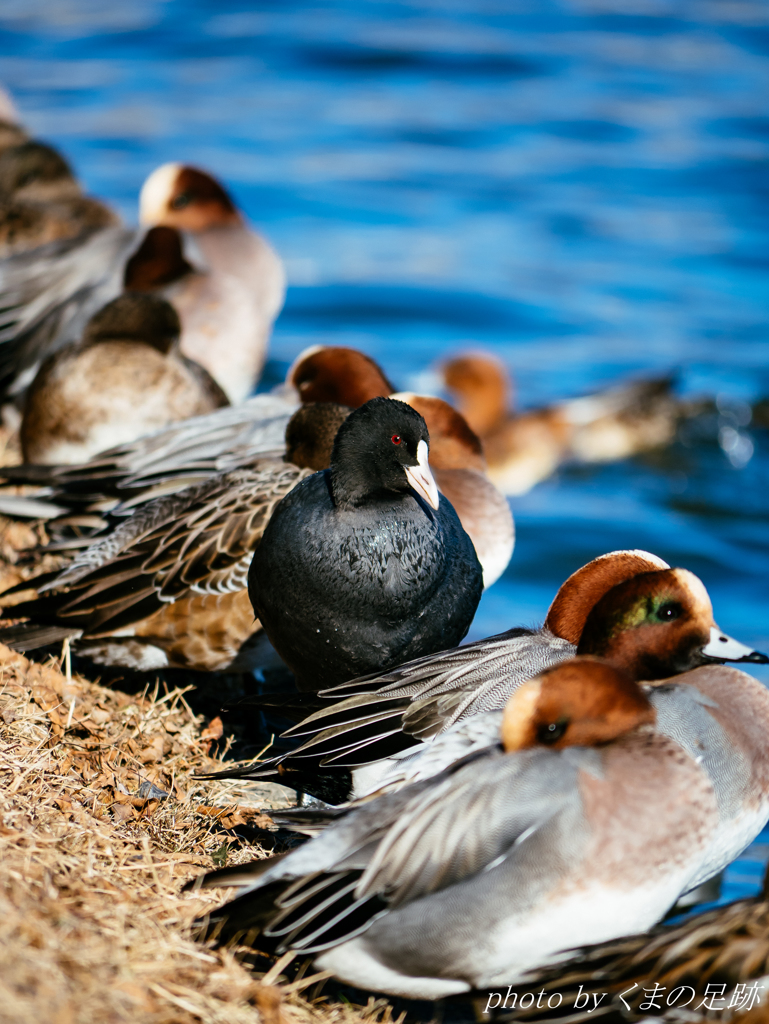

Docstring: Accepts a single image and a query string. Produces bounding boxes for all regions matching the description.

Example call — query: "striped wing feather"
[6,459,310,637]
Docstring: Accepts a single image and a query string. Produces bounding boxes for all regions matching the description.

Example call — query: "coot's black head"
[329,397,440,511]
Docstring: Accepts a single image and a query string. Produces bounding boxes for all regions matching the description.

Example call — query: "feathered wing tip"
[184,855,288,893]
[0,622,82,651]
[226,690,327,723]
[0,493,68,519]
[270,806,345,833]
[192,868,387,955]
[196,757,354,805]
[190,879,288,952]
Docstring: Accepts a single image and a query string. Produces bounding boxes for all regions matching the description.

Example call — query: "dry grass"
[0,640,403,1024]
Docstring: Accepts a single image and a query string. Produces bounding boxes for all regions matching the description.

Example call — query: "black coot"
[248,397,483,690]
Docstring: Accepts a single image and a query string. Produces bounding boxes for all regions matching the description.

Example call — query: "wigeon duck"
[357,663,769,902]
[216,551,767,801]
[0,402,349,672]
[191,657,719,999]
[248,397,483,690]
[0,163,285,401]
[19,293,229,465]
[0,141,118,258]
[136,163,285,402]
[497,863,769,1022]
[285,345,514,587]
[441,352,680,495]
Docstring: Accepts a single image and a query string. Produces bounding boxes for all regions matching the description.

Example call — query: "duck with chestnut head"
[189,657,719,1000]
[136,163,285,402]
[217,549,765,781]
[440,352,681,495]
[212,550,769,875]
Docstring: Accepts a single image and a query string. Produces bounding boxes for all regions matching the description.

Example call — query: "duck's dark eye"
[657,602,683,622]
[391,434,402,445]
[536,718,569,745]
[171,192,192,210]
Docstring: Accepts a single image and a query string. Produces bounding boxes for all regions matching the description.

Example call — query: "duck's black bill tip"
[739,649,769,664]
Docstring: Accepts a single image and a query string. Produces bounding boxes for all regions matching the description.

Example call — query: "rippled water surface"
[2,0,769,904]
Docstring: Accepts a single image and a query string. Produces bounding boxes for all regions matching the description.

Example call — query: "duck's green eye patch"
[537,718,569,745]
[656,601,683,622]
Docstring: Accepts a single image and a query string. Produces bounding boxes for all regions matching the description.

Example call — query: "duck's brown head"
[442,352,511,437]
[545,550,670,645]
[287,345,394,407]
[577,567,769,679]
[139,163,241,231]
[502,656,655,752]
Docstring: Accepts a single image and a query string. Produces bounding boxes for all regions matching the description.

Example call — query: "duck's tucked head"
[284,402,351,471]
[442,352,511,436]
[84,293,181,355]
[577,567,769,678]
[389,393,486,473]
[545,549,671,644]
[139,163,240,231]
[502,656,654,752]
[329,397,439,511]
[123,226,194,291]
[287,345,394,408]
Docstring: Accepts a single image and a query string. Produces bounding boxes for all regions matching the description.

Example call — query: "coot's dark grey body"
[248,398,483,691]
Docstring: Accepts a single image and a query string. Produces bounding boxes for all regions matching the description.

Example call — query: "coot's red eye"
[391,434,402,445]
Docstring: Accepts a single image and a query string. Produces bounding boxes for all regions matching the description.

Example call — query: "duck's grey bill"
[405,439,440,510]
[703,626,769,664]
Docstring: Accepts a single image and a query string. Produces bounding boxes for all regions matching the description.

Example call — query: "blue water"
[3,0,769,907]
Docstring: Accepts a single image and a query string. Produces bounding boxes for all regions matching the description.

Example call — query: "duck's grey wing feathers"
[352,749,578,906]
[207,748,581,952]
[0,394,297,512]
[21,459,310,635]
[374,710,505,790]
[275,630,575,768]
